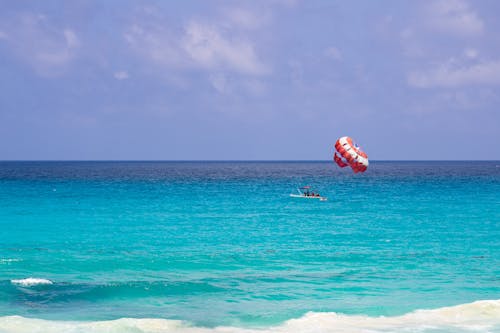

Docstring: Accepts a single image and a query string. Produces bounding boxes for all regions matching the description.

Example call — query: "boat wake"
[0,299,499,333]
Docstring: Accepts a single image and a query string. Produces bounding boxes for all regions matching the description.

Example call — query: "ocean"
[0,161,499,332]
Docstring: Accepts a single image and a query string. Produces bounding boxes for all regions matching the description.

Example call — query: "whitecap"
[10,278,53,287]
[0,259,21,264]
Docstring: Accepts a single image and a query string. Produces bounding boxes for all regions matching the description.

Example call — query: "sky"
[0,0,499,160]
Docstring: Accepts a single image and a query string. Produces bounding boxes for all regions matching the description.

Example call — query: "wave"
[0,299,499,333]
[3,279,226,306]
[10,278,53,287]
[0,259,21,264]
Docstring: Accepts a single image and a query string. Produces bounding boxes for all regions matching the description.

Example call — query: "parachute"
[333,136,368,173]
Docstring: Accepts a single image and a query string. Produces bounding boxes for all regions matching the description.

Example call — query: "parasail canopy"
[333,136,368,173]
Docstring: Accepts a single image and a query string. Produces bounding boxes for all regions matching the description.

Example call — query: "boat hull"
[290,194,327,201]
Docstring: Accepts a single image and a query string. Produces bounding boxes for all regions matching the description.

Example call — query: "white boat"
[290,186,327,201]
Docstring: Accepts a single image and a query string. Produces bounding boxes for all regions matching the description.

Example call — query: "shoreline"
[1,299,500,332]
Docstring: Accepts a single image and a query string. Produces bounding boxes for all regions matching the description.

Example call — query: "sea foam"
[0,259,21,264]
[0,299,499,333]
[10,278,53,287]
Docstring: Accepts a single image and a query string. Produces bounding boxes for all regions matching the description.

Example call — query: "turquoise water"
[1,161,499,332]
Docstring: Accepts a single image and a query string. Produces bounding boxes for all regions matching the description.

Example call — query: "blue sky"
[0,0,499,160]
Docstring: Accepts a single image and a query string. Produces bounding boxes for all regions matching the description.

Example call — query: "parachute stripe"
[334,152,349,168]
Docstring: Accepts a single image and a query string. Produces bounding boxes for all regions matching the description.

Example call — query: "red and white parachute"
[333,136,369,173]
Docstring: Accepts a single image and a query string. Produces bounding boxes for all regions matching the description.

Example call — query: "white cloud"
[0,13,80,76]
[114,71,129,80]
[408,59,500,88]
[182,21,268,76]
[406,88,499,115]
[33,28,79,68]
[124,23,186,69]
[63,29,79,48]
[464,48,478,59]
[208,73,267,96]
[399,1,484,59]
[209,73,230,93]
[125,15,269,77]
[324,47,342,60]
[426,0,483,37]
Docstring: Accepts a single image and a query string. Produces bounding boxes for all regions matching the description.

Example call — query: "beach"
[1,161,499,332]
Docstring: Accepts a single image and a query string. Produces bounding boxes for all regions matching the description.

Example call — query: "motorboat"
[290,186,327,201]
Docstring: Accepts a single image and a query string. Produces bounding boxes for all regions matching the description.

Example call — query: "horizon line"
[0,159,499,162]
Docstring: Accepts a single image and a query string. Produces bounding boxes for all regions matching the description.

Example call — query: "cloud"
[324,47,342,60]
[124,10,269,78]
[114,71,129,80]
[124,23,186,69]
[0,13,80,76]
[406,88,499,116]
[208,73,267,96]
[209,73,231,93]
[182,21,268,76]
[399,28,427,58]
[63,29,79,48]
[464,48,478,59]
[0,31,7,39]
[399,1,484,59]
[425,0,484,37]
[408,59,500,88]
[33,28,80,68]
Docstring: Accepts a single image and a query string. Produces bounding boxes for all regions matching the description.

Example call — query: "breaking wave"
[0,299,499,333]
[10,278,53,287]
